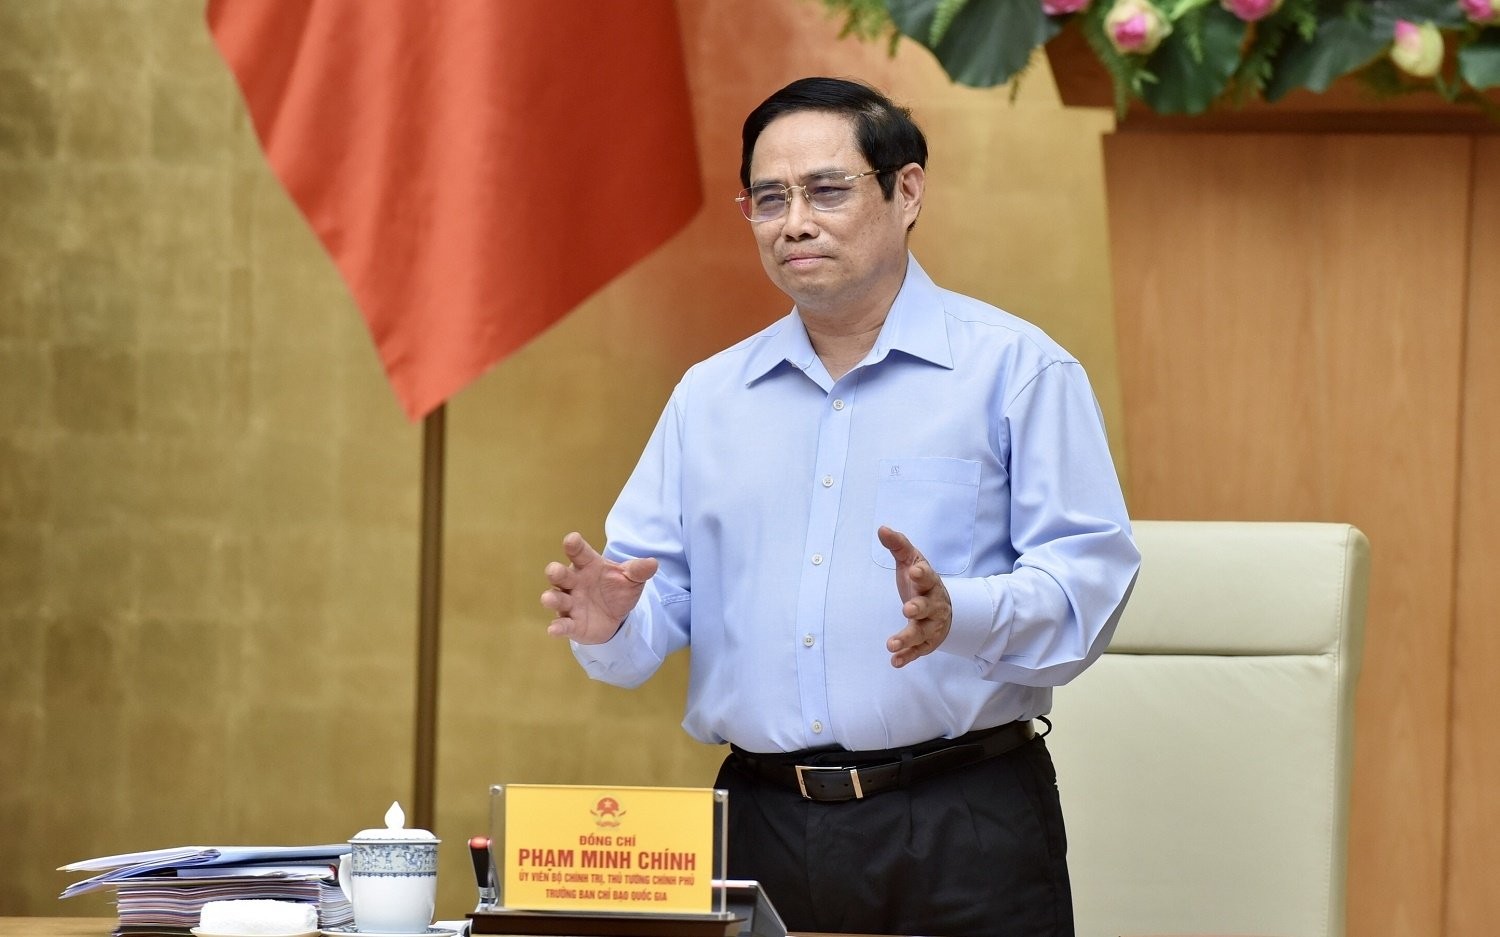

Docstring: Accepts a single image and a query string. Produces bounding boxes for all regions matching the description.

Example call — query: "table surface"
[0,918,907,937]
[0,921,866,937]
[0,921,111,936]
[0,924,854,937]
[0,915,1267,937]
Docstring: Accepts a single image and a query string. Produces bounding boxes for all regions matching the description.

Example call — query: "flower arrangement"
[820,0,1500,116]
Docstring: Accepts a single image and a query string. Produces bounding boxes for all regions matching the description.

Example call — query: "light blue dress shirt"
[574,255,1140,754]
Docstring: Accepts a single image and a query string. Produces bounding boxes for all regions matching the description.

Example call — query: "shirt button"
[802,633,815,647]
[832,399,845,411]
[821,475,833,487]
[811,720,824,734]
[811,553,824,565]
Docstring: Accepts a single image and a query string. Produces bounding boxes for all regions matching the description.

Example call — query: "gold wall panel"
[1447,137,1500,937]
[1105,132,1472,937]
[0,0,420,916]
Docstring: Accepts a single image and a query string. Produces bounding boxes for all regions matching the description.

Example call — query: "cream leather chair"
[1048,521,1369,937]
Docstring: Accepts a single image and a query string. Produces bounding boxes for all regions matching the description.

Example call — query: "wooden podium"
[1049,29,1499,937]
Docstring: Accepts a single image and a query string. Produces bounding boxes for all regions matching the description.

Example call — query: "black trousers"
[715,736,1073,937]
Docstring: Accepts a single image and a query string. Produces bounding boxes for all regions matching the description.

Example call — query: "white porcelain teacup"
[338,802,440,934]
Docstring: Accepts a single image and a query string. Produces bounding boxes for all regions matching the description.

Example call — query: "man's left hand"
[878,525,952,668]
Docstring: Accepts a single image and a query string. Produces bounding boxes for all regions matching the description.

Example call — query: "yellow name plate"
[500,784,717,914]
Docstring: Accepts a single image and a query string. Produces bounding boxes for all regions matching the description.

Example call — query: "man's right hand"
[541,532,659,645]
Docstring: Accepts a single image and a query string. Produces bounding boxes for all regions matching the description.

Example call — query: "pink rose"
[1104,0,1172,54]
[1389,20,1443,78]
[1043,0,1091,16]
[1461,0,1500,23]
[1221,0,1283,21]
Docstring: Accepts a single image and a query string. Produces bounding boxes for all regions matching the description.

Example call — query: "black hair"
[739,77,928,201]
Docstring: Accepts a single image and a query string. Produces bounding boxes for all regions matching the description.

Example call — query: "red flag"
[207,1,701,420]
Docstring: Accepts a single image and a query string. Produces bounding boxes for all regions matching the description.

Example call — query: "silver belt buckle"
[794,764,864,800]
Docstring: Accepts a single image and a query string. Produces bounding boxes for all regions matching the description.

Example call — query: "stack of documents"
[60,844,353,935]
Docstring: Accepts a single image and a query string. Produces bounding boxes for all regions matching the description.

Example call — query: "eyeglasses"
[735,168,895,223]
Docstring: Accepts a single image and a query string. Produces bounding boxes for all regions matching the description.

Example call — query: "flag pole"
[413,402,445,831]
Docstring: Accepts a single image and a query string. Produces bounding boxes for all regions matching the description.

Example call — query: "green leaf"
[930,0,973,46]
[1169,0,1219,18]
[1140,5,1248,112]
[1286,0,1320,40]
[1366,0,1467,30]
[1076,6,1145,115]
[1231,9,1298,101]
[1459,28,1500,90]
[1357,55,1414,94]
[1265,12,1390,98]
[887,0,1059,87]
[819,0,900,40]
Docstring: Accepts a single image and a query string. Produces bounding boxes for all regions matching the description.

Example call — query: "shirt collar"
[742,253,953,385]
[743,311,819,385]
[872,255,954,370]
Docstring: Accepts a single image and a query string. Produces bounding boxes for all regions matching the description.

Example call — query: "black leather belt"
[729,719,1041,803]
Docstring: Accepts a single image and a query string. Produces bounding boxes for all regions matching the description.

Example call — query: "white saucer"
[319,927,457,937]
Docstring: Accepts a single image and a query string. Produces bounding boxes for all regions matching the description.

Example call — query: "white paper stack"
[59,844,354,934]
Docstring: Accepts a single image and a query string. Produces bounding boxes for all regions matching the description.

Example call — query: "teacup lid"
[349,801,439,842]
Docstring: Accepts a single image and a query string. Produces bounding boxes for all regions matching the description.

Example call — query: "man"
[541,77,1139,937]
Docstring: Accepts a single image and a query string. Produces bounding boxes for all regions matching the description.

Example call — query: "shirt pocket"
[870,457,981,576]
